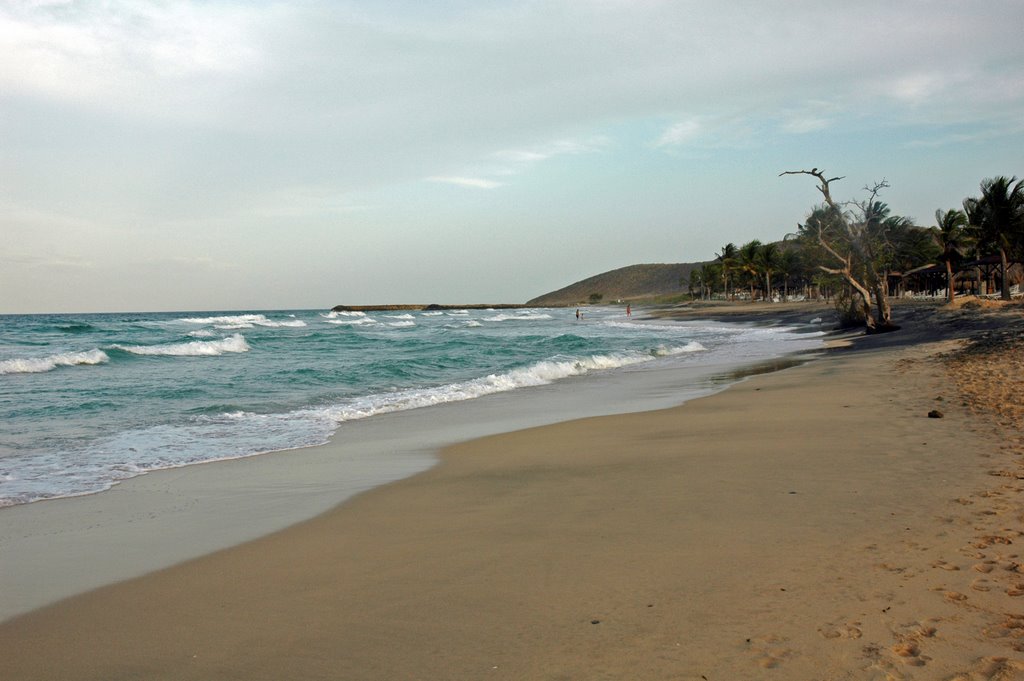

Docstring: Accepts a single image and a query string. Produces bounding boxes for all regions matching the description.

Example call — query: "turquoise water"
[0,307,824,506]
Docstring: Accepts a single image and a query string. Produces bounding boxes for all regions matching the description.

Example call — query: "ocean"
[0,306,825,508]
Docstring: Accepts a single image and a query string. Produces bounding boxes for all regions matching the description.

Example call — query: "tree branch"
[779,168,845,209]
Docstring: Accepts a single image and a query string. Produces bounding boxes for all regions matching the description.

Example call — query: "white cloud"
[426,176,505,189]
[780,116,830,134]
[2,0,1023,311]
[0,1,267,119]
[655,119,702,147]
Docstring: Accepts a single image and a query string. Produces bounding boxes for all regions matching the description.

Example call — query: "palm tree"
[699,262,720,300]
[964,176,1024,300]
[738,240,762,301]
[716,243,738,300]
[776,249,800,301]
[755,242,781,301]
[685,263,719,300]
[932,208,969,303]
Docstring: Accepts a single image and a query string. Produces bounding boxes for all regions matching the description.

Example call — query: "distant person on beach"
[626,304,631,317]
[576,309,580,320]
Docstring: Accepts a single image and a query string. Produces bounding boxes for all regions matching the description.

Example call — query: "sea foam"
[178,314,306,328]
[317,343,706,425]
[112,334,250,357]
[0,349,109,375]
[485,312,554,322]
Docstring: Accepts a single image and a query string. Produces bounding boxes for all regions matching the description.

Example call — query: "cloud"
[0,1,266,118]
[425,136,610,189]
[426,176,505,190]
[2,0,1023,312]
[493,137,610,164]
[654,120,702,147]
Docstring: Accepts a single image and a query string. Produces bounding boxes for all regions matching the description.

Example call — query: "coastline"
[0,306,824,623]
[4,300,1024,678]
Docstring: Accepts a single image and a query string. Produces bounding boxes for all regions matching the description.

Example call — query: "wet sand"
[3,299,1024,679]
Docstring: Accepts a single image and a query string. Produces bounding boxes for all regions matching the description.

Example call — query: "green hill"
[527,262,707,306]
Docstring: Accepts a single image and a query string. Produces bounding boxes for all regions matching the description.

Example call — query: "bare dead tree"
[781,169,897,332]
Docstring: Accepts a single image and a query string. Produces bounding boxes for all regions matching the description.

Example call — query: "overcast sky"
[2,0,1022,313]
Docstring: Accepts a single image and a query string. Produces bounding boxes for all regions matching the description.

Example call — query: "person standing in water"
[626,304,631,317]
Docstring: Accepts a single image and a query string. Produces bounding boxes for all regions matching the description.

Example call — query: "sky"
[2,0,1023,313]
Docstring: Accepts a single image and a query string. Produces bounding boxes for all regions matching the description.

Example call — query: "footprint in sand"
[818,621,863,640]
[891,641,927,667]
[933,559,961,571]
[975,536,1015,549]
[747,634,796,669]
[982,615,1024,645]
[952,655,1024,680]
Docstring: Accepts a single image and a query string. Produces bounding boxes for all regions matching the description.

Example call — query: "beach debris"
[590,619,601,625]
[928,409,944,418]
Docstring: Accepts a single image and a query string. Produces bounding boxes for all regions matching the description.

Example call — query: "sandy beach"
[3,300,1024,680]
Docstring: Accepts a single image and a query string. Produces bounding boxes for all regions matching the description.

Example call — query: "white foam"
[387,321,416,328]
[179,314,306,328]
[384,313,415,320]
[325,317,377,326]
[187,330,216,338]
[484,312,555,322]
[112,334,250,357]
[315,343,705,425]
[652,341,706,356]
[0,349,109,375]
[421,311,445,316]
[321,310,366,319]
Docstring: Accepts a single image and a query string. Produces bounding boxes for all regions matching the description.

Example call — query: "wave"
[601,320,705,334]
[178,314,306,329]
[325,317,377,326]
[652,341,706,356]
[384,313,415,320]
[484,312,554,322]
[316,343,706,425]
[0,348,109,375]
[387,321,416,328]
[421,311,445,316]
[56,322,96,334]
[111,334,250,357]
[321,310,365,319]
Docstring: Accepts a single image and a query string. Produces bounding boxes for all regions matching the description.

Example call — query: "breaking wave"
[178,314,306,329]
[0,349,109,375]
[111,334,250,357]
[314,343,707,424]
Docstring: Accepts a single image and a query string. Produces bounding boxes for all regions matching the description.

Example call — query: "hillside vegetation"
[527,263,704,306]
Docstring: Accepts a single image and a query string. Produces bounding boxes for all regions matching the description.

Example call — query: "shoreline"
[5,300,1024,678]
[0,310,824,623]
